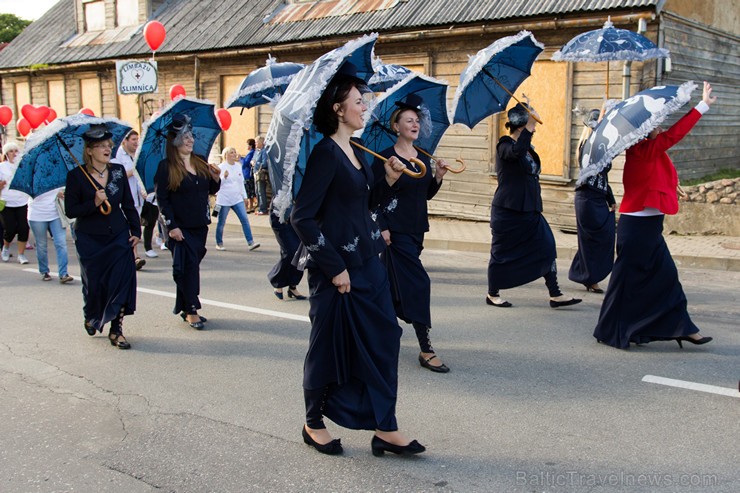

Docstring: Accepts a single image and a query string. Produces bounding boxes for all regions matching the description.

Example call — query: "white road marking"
[642,375,739,398]
[23,269,310,323]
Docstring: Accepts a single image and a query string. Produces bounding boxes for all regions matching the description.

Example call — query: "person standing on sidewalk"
[214,147,260,252]
[568,108,616,294]
[0,142,31,265]
[112,130,148,269]
[371,93,450,374]
[240,138,257,213]
[593,82,716,349]
[253,136,270,215]
[486,104,581,309]
[28,187,74,284]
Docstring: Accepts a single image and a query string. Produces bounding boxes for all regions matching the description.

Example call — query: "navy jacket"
[241,149,255,180]
[492,129,543,213]
[154,157,220,231]
[371,148,441,234]
[291,137,388,279]
[65,162,141,237]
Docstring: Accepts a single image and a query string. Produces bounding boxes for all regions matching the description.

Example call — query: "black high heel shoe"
[287,287,307,300]
[180,312,207,323]
[273,290,284,300]
[675,335,713,348]
[302,426,343,455]
[371,435,426,457]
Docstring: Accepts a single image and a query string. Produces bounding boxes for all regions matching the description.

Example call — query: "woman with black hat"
[65,124,141,349]
[486,103,581,309]
[291,64,425,457]
[154,114,220,330]
[568,108,616,294]
[371,93,451,374]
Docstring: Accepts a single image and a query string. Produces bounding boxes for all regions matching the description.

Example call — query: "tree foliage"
[0,13,32,43]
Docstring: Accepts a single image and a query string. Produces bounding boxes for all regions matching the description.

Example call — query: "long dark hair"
[164,134,210,191]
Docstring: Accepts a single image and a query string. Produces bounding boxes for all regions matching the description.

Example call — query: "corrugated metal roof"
[0,0,660,69]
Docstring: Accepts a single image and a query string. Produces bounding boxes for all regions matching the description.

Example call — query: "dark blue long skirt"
[304,256,401,431]
[593,214,700,349]
[488,206,556,292]
[267,213,304,288]
[168,226,207,315]
[75,229,137,332]
[380,232,431,327]
[569,188,616,286]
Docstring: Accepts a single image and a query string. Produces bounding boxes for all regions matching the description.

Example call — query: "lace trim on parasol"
[449,31,544,124]
[23,114,131,154]
[225,73,301,108]
[270,33,378,222]
[552,47,670,63]
[576,81,696,186]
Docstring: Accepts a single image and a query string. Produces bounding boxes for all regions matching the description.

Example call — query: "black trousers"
[1,205,30,244]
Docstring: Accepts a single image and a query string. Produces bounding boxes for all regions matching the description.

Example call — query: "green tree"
[0,13,32,43]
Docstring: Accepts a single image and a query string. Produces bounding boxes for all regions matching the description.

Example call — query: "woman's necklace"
[90,165,107,178]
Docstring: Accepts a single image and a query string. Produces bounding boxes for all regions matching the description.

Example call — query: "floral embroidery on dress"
[384,197,398,213]
[106,168,123,196]
[341,236,359,253]
[305,232,326,252]
[371,229,381,241]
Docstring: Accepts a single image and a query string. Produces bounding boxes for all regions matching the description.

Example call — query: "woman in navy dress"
[267,204,307,301]
[487,104,581,308]
[593,81,715,349]
[291,66,425,457]
[371,93,450,373]
[568,108,616,294]
[154,114,220,330]
[65,124,141,349]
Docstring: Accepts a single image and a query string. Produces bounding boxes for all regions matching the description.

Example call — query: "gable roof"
[0,0,660,69]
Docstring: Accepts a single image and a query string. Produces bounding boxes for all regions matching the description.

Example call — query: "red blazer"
[620,108,702,215]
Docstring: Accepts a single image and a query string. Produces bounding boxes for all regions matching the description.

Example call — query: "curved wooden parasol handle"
[349,140,427,178]
[56,135,111,215]
[413,146,466,174]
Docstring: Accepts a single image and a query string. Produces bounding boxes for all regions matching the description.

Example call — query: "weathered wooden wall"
[658,13,740,180]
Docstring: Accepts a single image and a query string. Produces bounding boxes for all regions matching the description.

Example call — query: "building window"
[84,0,106,31]
[48,80,67,117]
[116,0,139,27]
[80,78,102,117]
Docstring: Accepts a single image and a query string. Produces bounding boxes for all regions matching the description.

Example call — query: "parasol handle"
[56,135,112,215]
[489,76,544,125]
[349,140,427,179]
[413,146,466,174]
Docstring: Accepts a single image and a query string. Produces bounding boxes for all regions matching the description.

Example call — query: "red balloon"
[216,108,232,131]
[0,105,12,126]
[21,104,50,129]
[17,117,31,137]
[169,84,186,101]
[46,108,58,123]
[143,21,166,52]
[79,108,95,116]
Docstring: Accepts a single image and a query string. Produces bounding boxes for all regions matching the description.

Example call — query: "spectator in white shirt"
[214,147,260,251]
[0,142,31,264]
[28,187,73,283]
[112,130,147,269]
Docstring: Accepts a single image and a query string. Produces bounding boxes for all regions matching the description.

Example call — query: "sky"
[0,0,61,21]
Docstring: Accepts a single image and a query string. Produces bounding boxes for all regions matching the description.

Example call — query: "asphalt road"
[1,228,738,493]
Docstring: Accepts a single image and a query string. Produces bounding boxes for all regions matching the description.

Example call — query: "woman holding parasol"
[154,114,221,330]
[370,93,451,373]
[593,81,716,349]
[65,124,141,349]
[486,103,582,309]
[291,64,425,457]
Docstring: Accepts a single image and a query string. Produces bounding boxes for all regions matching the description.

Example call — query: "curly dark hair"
[313,76,366,136]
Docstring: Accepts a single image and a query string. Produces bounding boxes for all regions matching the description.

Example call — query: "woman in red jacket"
[593,81,716,349]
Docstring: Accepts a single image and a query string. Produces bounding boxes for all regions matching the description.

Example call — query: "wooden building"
[0,0,737,229]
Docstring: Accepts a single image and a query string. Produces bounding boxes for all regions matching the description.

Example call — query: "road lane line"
[23,269,310,323]
[642,375,739,398]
